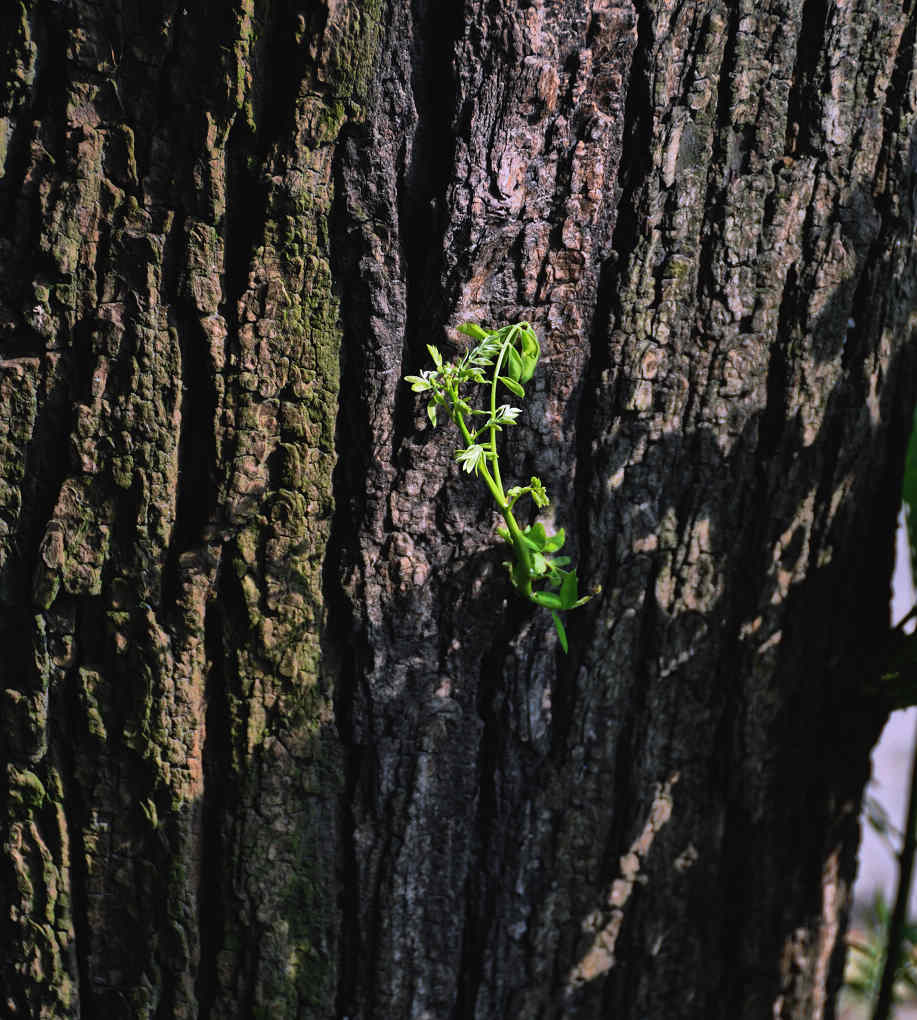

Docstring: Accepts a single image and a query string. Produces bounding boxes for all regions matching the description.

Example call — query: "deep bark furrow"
[875,0,917,205]
[785,0,830,157]
[61,770,93,1020]
[196,576,228,1020]
[398,0,463,364]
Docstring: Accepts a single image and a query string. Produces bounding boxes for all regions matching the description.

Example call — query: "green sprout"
[404,321,598,651]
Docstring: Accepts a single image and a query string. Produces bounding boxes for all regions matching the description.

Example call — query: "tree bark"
[2,1,916,1018]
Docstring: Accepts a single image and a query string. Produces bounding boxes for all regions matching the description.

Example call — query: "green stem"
[488,327,536,594]
[506,487,526,511]
[448,378,506,508]
[489,325,519,498]
[446,334,535,599]
[499,504,534,598]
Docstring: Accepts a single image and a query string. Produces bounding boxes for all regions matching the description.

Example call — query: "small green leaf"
[543,528,565,552]
[427,402,437,426]
[457,322,489,341]
[531,590,564,609]
[500,376,525,398]
[404,374,433,392]
[560,569,578,609]
[426,344,443,368]
[532,552,548,575]
[551,611,569,653]
[520,525,545,551]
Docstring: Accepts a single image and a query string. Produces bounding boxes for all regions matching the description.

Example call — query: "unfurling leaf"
[530,477,549,508]
[455,444,486,474]
[493,404,522,425]
[457,322,489,341]
[504,345,524,381]
[500,376,525,398]
[518,326,541,383]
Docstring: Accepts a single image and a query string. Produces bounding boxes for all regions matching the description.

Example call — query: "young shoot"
[404,321,597,652]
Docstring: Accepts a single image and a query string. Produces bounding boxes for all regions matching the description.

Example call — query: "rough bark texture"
[2,1,917,1018]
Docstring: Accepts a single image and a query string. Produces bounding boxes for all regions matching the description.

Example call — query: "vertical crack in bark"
[22,358,71,582]
[326,3,465,1012]
[693,0,737,329]
[146,4,182,188]
[166,305,218,559]
[161,208,220,611]
[222,115,265,352]
[326,117,371,1019]
[759,263,797,462]
[196,538,255,1015]
[602,1,653,286]
[258,1,311,161]
[1,2,67,227]
[322,238,366,1016]
[874,2,917,213]
[196,562,228,1020]
[325,252,387,1014]
[576,0,650,579]
[685,3,740,443]
[453,633,517,1020]
[393,0,464,454]
[61,772,94,1019]
[327,121,374,530]
[31,3,68,157]
[574,253,622,592]
[592,565,661,1015]
[713,0,739,135]
[0,7,65,344]
[785,0,829,157]
[331,711,363,1020]
[52,612,95,1020]
[840,263,876,383]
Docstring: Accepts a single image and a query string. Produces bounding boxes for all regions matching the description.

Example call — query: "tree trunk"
[2,1,916,1017]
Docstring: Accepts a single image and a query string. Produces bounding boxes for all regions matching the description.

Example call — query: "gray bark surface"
[1,1,917,1018]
